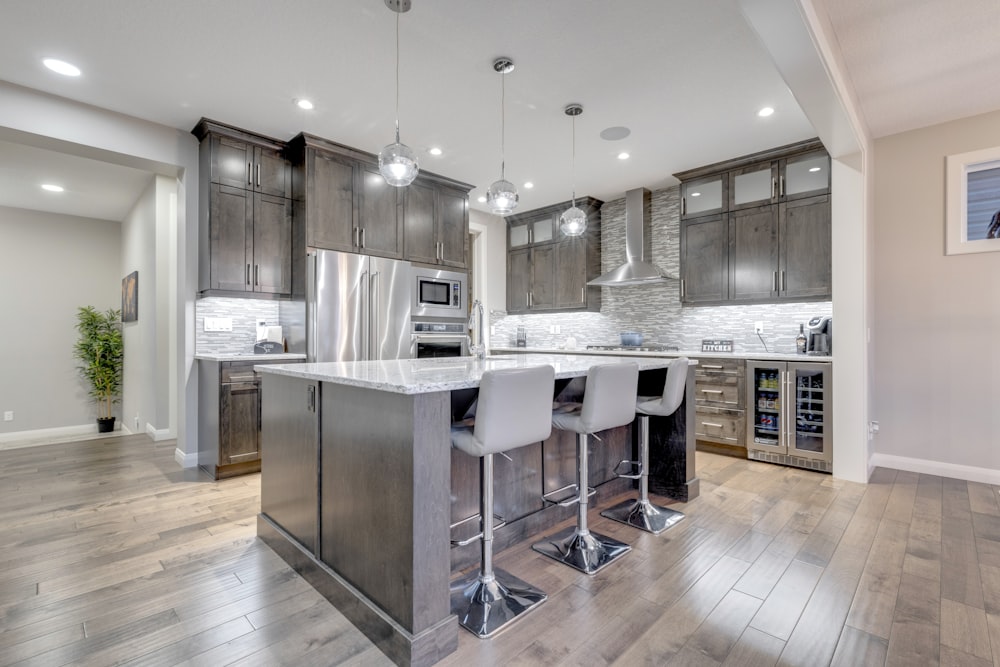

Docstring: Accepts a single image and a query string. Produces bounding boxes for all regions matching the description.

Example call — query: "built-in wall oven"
[412,266,467,319]
[410,321,469,358]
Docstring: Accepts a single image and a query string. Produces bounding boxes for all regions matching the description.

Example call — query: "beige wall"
[872,109,1000,479]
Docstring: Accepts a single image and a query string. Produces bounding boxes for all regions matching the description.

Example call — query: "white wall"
[871,109,1000,482]
[0,206,122,434]
[121,176,174,439]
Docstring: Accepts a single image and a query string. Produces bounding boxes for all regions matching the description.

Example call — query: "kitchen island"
[255,354,696,666]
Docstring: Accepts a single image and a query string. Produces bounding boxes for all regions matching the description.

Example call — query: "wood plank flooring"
[2,434,999,666]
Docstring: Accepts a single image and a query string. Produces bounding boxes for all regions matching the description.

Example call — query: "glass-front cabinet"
[680,174,725,219]
[746,360,832,472]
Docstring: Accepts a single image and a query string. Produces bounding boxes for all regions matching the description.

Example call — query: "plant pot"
[97,417,116,433]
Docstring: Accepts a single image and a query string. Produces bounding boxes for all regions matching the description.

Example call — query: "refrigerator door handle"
[370,271,380,360]
[360,269,369,360]
[307,253,317,362]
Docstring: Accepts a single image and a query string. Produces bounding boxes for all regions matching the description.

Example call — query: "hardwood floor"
[2,435,998,666]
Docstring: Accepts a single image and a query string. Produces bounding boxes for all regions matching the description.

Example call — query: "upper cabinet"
[675,139,831,306]
[287,133,471,268]
[505,198,602,314]
[403,179,469,269]
[194,120,293,297]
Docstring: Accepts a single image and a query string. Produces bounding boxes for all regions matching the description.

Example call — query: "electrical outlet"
[3,411,12,422]
[754,321,765,334]
[204,317,233,332]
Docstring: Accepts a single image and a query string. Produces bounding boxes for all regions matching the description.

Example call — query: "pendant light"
[560,104,587,236]
[378,0,419,187]
[487,58,518,215]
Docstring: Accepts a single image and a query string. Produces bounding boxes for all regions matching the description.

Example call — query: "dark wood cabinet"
[680,214,728,304]
[729,205,778,302]
[288,133,471,270]
[199,358,303,480]
[403,180,469,268]
[505,198,602,314]
[675,138,831,305]
[194,120,293,297]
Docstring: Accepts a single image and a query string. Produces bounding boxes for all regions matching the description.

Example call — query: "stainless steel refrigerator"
[306,249,411,362]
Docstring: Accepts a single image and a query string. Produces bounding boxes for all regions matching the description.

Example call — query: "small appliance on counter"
[806,316,832,355]
[516,326,527,347]
[254,323,285,354]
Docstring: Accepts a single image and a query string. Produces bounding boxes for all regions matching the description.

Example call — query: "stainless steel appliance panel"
[411,265,468,318]
[309,249,368,363]
[370,256,412,361]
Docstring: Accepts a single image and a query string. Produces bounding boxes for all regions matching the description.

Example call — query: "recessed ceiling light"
[757,106,775,117]
[428,147,443,156]
[600,126,631,141]
[41,184,64,192]
[809,166,821,172]
[477,195,487,203]
[524,182,534,189]
[43,58,81,77]
[690,191,701,197]
[295,98,314,110]
[617,152,630,160]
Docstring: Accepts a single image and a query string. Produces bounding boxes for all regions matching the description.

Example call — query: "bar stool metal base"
[601,498,684,535]
[532,527,631,574]
[449,568,547,638]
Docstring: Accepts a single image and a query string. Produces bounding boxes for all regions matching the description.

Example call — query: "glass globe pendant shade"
[378,139,418,187]
[559,205,587,236]
[487,178,519,215]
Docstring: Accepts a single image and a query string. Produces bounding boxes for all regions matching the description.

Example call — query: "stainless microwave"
[412,266,467,318]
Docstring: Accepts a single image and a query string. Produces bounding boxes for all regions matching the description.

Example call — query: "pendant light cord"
[394,10,401,142]
[571,112,577,207]
[500,70,506,180]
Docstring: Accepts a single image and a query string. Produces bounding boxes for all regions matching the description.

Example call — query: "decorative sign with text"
[701,339,733,353]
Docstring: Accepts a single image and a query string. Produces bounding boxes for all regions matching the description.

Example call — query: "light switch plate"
[204,317,233,332]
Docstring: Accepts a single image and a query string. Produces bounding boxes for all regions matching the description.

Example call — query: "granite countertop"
[490,346,833,363]
[195,352,307,362]
[255,353,697,395]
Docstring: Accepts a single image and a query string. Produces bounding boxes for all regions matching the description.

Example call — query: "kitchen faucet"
[468,299,485,360]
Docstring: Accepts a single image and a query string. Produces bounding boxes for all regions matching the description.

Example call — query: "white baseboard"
[145,423,173,442]
[870,452,1000,486]
[0,422,108,446]
[175,447,198,468]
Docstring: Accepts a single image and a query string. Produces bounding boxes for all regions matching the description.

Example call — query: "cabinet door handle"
[526,292,530,308]
[773,271,778,292]
[581,287,585,302]
[701,421,723,428]
[360,227,365,248]
[256,163,261,187]
[681,198,686,216]
[246,264,251,285]
[307,385,316,412]
[248,162,253,186]
[781,270,786,291]
[780,176,785,197]
[680,279,685,298]
[702,364,723,369]
[254,264,259,286]
[353,227,359,247]
[701,389,723,394]
[772,178,777,199]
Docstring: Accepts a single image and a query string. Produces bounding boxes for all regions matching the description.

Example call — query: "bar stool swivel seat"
[602,357,688,534]
[449,364,555,638]
[532,362,639,574]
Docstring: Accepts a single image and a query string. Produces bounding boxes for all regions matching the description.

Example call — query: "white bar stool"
[449,364,555,638]
[532,362,639,574]
[602,357,688,534]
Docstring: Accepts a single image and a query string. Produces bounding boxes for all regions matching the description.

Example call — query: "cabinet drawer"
[694,408,745,445]
[695,378,743,406]
[695,358,744,376]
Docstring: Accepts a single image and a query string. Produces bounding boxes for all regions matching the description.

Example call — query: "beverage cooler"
[746,361,832,472]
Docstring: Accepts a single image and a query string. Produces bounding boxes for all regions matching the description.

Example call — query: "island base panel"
[258,515,458,666]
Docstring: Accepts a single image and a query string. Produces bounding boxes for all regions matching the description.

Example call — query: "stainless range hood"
[588,187,676,286]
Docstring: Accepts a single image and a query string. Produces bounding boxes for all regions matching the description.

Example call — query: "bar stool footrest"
[601,499,684,535]
[542,483,596,508]
[531,526,631,574]
[450,513,507,547]
[613,459,643,480]
[449,567,547,638]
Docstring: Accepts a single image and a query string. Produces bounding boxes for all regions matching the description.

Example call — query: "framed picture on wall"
[122,270,138,322]
[946,145,1000,255]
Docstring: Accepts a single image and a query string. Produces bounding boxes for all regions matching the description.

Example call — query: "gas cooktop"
[586,344,680,352]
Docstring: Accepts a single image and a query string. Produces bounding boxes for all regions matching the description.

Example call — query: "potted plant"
[74,306,124,433]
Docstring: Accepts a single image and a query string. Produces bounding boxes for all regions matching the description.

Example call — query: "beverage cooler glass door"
[788,362,832,464]
[747,362,784,454]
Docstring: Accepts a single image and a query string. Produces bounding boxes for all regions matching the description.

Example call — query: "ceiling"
[0,0,997,223]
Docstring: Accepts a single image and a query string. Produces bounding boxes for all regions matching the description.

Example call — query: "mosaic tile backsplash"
[195,297,280,355]
[491,185,833,355]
